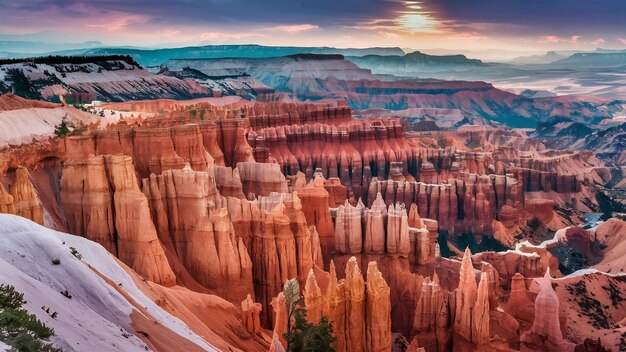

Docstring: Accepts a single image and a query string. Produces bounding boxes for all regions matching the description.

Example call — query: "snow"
[0,107,72,146]
[0,103,99,147]
[0,214,217,352]
[0,341,9,351]
[555,268,626,280]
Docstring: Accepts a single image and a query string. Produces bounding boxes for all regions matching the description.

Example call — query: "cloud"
[265,24,319,32]
[539,35,581,44]
[592,38,606,46]
[85,14,150,31]
[199,32,266,41]
[417,0,626,37]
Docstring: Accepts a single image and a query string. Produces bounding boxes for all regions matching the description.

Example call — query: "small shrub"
[70,247,82,260]
[528,217,542,230]
[53,118,71,137]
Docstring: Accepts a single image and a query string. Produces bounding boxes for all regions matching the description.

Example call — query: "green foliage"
[282,279,335,352]
[0,55,139,67]
[5,69,41,100]
[53,119,71,137]
[528,216,542,230]
[0,284,60,352]
[69,247,82,260]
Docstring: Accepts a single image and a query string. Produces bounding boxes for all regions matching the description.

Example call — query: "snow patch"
[0,214,217,351]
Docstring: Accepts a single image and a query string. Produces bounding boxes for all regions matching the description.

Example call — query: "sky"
[1,0,626,60]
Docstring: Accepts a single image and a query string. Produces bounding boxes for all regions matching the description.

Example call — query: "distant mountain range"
[509,51,566,65]
[346,51,486,76]
[81,45,406,66]
[551,51,626,67]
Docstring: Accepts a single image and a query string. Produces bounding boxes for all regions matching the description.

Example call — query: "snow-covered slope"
[0,214,217,352]
[0,60,209,102]
[0,94,99,147]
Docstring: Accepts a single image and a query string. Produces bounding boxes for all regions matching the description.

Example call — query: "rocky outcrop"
[296,175,335,263]
[302,257,391,352]
[60,155,176,286]
[237,162,288,197]
[335,199,365,255]
[368,173,523,239]
[472,272,490,345]
[365,262,392,352]
[450,248,492,346]
[505,273,534,323]
[227,192,321,325]
[241,294,262,335]
[454,248,478,342]
[0,167,44,225]
[333,193,438,265]
[271,292,288,349]
[141,164,253,302]
[521,269,575,352]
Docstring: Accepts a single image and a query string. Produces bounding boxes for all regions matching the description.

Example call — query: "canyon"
[0,91,623,352]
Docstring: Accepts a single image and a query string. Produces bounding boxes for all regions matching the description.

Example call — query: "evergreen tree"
[53,118,71,137]
[282,279,335,352]
[0,284,60,352]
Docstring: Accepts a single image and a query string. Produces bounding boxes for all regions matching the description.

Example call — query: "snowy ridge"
[0,214,217,352]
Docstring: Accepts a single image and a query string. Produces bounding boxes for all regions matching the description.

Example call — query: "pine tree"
[53,118,71,137]
[0,284,60,352]
[282,279,335,352]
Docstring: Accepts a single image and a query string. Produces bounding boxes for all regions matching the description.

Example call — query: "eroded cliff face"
[0,95,619,352]
[61,155,177,286]
[297,258,392,352]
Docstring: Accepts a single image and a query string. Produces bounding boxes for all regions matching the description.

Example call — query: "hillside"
[0,214,267,352]
[0,94,99,146]
[0,57,209,102]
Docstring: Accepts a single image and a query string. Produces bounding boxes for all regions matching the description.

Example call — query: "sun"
[396,1,440,33]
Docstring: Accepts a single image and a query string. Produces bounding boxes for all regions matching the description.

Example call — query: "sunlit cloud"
[592,38,606,46]
[86,14,150,31]
[199,32,266,41]
[265,24,319,32]
[539,35,581,44]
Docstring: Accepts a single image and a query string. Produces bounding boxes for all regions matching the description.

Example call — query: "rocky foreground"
[0,95,624,351]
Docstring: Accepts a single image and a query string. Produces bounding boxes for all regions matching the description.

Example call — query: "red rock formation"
[506,273,534,324]
[472,272,490,345]
[227,192,321,326]
[60,155,176,286]
[241,294,262,335]
[368,172,522,240]
[454,248,478,342]
[335,199,364,255]
[303,257,391,352]
[237,161,288,196]
[296,175,335,262]
[0,167,44,224]
[365,262,392,352]
[270,292,288,349]
[521,269,575,352]
[141,164,253,302]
